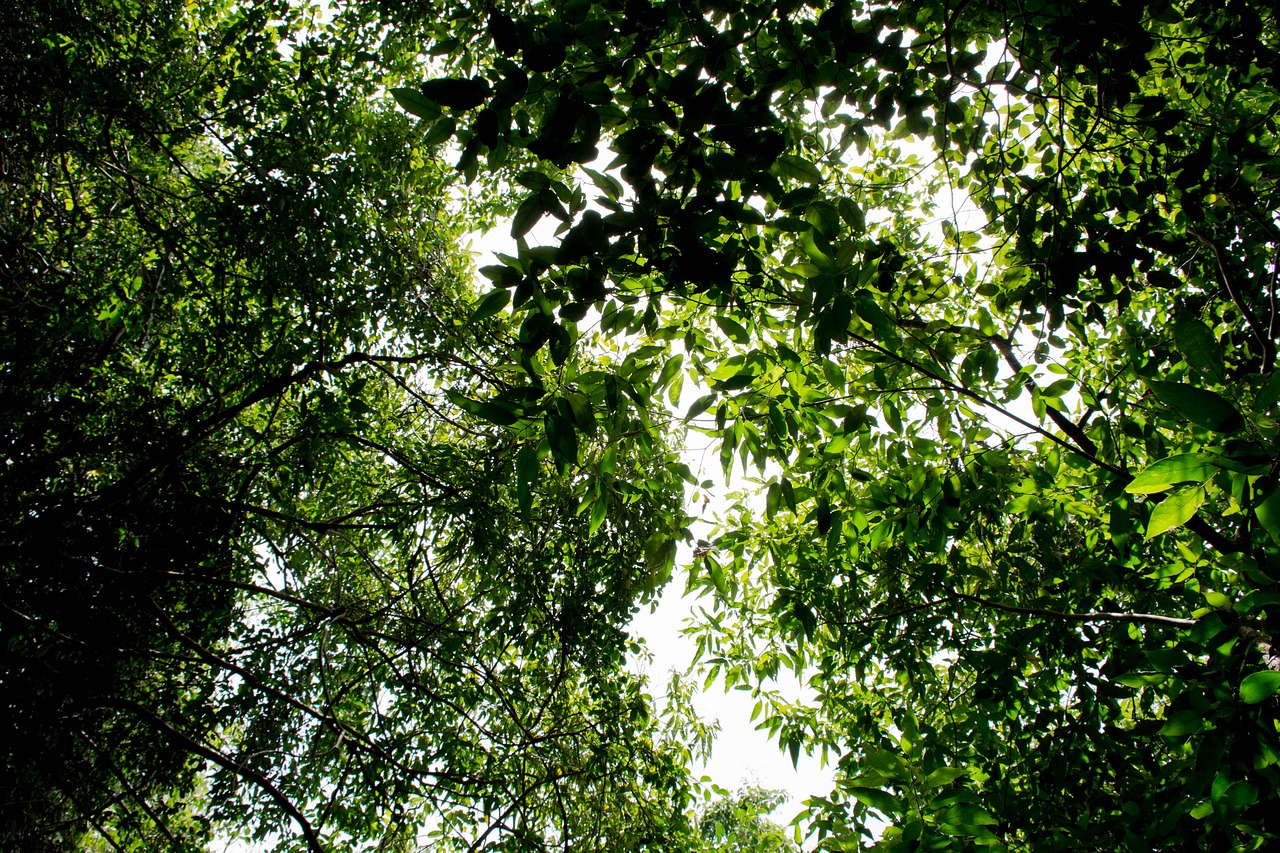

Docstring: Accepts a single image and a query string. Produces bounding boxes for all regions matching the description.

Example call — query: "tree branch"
[1189,226,1275,372]
[832,592,1197,630]
[105,699,326,853]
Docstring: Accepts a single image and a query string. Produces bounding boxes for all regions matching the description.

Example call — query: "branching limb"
[106,699,326,853]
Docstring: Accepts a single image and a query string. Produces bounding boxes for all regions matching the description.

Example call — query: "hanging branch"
[106,700,326,853]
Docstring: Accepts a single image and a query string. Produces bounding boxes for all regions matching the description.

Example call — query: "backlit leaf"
[1126,454,1218,494]
[1145,486,1204,540]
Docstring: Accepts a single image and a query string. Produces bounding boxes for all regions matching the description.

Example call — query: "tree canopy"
[5,0,1280,850]
[3,1,694,850]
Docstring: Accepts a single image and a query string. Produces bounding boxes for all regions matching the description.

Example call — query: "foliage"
[1,1,696,850]
[10,0,1280,849]
[381,0,1280,849]
[693,786,799,853]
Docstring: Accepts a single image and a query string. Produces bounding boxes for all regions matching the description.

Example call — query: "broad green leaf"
[940,803,999,827]
[848,787,901,814]
[1041,377,1074,397]
[838,196,866,232]
[1254,371,1280,411]
[544,411,578,465]
[1158,709,1203,736]
[1213,780,1258,818]
[1125,454,1218,494]
[1145,486,1205,539]
[1109,500,1131,550]
[511,194,543,238]
[445,390,518,426]
[1148,381,1244,433]
[581,166,623,201]
[1239,671,1280,704]
[923,767,968,787]
[1114,672,1167,688]
[1238,590,1280,613]
[852,292,897,342]
[469,288,510,323]
[708,559,727,596]
[654,354,684,391]
[1174,315,1226,382]
[684,393,717,422]
[715,315,750,344]
[515,443,538,520]
[773,153,823,184]
[643,532,674,574]
[588,491,608,535]
[422,115,456,146]
[390,87,441,120]
[515,169,552,191]
[418,76,490,110]
[1255,488,1280,543]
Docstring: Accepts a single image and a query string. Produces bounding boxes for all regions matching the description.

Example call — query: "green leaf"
[1148,381,1244,433]
[1255,488,1280,543]
[654,354,684,391]
[773,154,823,184]
[469,289,510,323]
[715,315,750,344]
[1254,371,1280,411]
[1145,486,1205,539]
[511,194,543,238]
[708,559,727,596]
[1126,454,1218,494]
[684,393,717,422]
[422,115,456,146]
[588,491,608,535]
[643,532,675,575]
[1240,671,1280,704]
[390,87,441,120]
[1213,780,1258,817]
[1115,672,1167,688]
[1158,709,1203,736]
[1174,316,1226,383]
[515,169,552,192]
[838,196,865,232]
[581,167,623,201]
[1238,590,1280,613]
[419,76,490,111]
[446,390,518,426]
[515,443,538,520]
[852,292,898,342]
[544,411,579,465]
[923,767,968,787]
[848,787,901,814]
[940,802,999,827]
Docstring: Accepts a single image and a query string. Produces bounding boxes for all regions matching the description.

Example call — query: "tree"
[10,0,1280,849]
[2,1,697,850]
[694,786,799,853]
[379,0,1280,848]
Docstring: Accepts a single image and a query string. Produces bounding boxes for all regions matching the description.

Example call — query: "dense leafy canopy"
[3,1,695,850]
[382,0,1280,848]
[6,0,1280,850]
